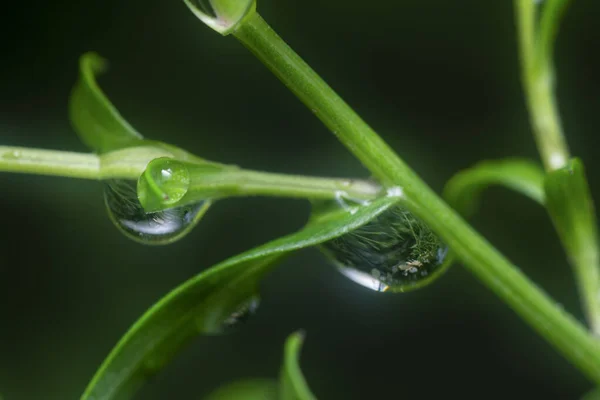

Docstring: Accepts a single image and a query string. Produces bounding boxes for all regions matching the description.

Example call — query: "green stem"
[233,11,600,382]
[515,0,600,335]
[0,146,173,181]
[139,158,381,212]
[0,146,380,210]
[188,169,380,202]
[515,0,570,171]
[0,146,102,179]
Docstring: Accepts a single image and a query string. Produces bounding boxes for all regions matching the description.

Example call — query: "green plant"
[1,0,599,398]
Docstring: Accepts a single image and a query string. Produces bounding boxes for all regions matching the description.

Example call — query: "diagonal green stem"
[233,11,600,383]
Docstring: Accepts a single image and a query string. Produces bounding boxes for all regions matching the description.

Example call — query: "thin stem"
[191,169,381,202]
[515,0,570,171]
[0,146,170,181]
[234,12,600,383]
[0,146,101,179]
[139,158,382,212]
[538,0,570,78]
[0,146,380,210]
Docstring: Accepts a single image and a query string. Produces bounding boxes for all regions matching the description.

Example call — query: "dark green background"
[1,0,600,398]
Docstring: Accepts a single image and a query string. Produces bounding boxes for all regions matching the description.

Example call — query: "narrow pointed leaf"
[279,331,316,400]
[203,379,278,400]
[70,52,143,153]
[82,196,399,400]
[545,158,600,334]
[443,158,545,217]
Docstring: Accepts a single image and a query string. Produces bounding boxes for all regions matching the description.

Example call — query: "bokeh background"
[2,0,600,398]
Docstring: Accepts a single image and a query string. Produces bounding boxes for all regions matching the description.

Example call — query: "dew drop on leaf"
[201,295,261,335]
[319,202,451,292]
[219,295,260,332]
[137,157,191,211]
[104,179,210,245]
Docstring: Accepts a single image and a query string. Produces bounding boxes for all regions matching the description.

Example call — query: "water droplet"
[189,0,217,17]
[319,204,450,292]
[200,295,261,335]
[104,179,210,245]
[137,157,191,210]
[220,295,260,332]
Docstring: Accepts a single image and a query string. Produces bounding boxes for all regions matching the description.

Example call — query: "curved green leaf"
[545,158,600,334]
[70,52,143,153]
[279,331,316,400]
[81,196,399,400]
[203,379,278,400]
[70,52,241,166]
[443,158,545,217]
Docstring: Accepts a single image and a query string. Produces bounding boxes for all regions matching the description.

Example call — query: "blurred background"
[1,0,600,398]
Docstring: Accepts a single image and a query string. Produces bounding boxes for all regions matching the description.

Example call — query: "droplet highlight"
[104,179,210,245]
[319,204,450,292]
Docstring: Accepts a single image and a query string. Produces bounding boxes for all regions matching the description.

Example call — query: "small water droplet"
[200,295,261,335]
[104,179,209,245]
[138,158,191,209]
[220,295,260,332]
[319,203,450,292]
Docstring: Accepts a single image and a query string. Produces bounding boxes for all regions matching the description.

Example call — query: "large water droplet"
[319,203,450,292]
[104,179,210,245]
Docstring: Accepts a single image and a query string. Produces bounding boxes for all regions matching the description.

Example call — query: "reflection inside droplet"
[190,0,217,17]
[104,179,210,245]
[220,295,260,332]
[319,203,450,293]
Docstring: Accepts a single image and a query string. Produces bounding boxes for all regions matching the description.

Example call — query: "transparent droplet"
[189,0,217,17]
[220,295,260,331]
[183,0,256,35]
[201,295,261,335]
[104,179,210,245]
[319,203,450,293]
[137,157,191,212]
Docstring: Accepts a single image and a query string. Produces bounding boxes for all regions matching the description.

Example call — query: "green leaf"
[70,52,143,153]
[544,158,600,333]
[183,0,256,35]
[443,158,545,217]
[279,331,317,400]
[203,379,278,400]
[81,196,399,400]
